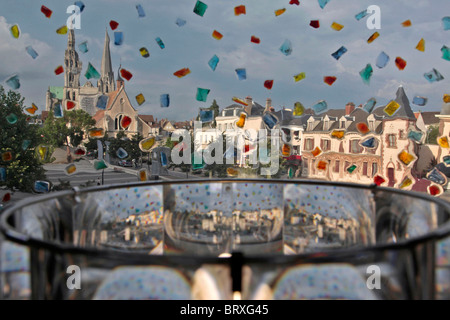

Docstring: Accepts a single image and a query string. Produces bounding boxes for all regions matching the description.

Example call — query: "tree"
[0,86,45,192]
[39,109,95,148]
[427,125,439,145]
[107,131,143,161]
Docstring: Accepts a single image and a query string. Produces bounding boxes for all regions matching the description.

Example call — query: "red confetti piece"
[66,101,75,110]
[289,0,300,5]
[120,68,133,81]
[244,144,250,153]
[428,185,442,196]
[109,20,119,30]
[317,161,327,171]
[264,80,274,90]
[310,20,320,28]
[212,30,223,40]
[54,65,64,75]
[234,5,246,15]
[74,148,86,155]
[357,122,370,134]
[373,175,386,186]
[121,116,132,129]
[173,68,191,78]
[2,193,11,202]
[395,57,407,70]
[41,5,53,18]
[324,76,337,86]
[251,36,260,44]
[2,152,13,162]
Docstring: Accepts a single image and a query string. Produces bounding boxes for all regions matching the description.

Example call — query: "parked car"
[118,160,133,167]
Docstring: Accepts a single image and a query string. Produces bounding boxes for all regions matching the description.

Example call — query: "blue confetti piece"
[136,4,145,17]
[0,167,5,182]
[114,31,123,45]
[22,140,31,150]
[34,181,51,193]
[78,41,88,53]
[96,95,109,109]
[363,98,376,113]
[424,68,444,83]
[25,46,38,59]
[318,0,330,9]
[53,103,63,118]
[441,45,450,61]
[361,137,376,148]
[412,96,427,106]
[428,168,446,185]
[208,54,219,71]
[359,64,373,85]
[160,94,170,108]
[196,88,210,102]
[279,39,293,56]
[161,152,168,167]
[5,75,20,90]
[376,51,390,68]
[116,147,128,159]
[408,130,424,143]
[199,109,213,122]
[176,18,186,27]
[312,100,328,114]
[74,1,85,12]
[262,113,278,129]
[443,17,450,30]
[155,37,165,49]
[235,68,247,80]
[331,46,347,60]
[355,9,368,21]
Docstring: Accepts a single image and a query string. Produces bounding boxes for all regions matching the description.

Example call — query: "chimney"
[345,102,355,115]
[265,98,272,112]
[244,96,253,115]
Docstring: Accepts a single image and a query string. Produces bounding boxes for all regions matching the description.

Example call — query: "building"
[45,30,156,139]
[294,86,421,188]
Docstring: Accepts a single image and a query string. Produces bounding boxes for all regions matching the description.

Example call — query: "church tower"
[98,31,115,94]
[63,29,82,104]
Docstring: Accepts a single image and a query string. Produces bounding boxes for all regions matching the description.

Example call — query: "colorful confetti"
[310,20,320,28]
[193,1,208,17]
[136,93,145,106]
[41,5,53,18]
[78,41,88,53]
[96,95,108,110]
[139,47,150,58]
[264,80,274,89]
[139,136,156,152]
[26,103,38,114]
[376,51,390,69]
[331,46,347,60]
[208,55,219,71]
[398,150,416,166]
[109,20,119,30]
[88,128,105,138]
[25,46,38,59]
[116,147,128,159]
[199,109,213,123]
[402,20,412,27]
[412,96,427,106]
[363,98,376,113]
[66,100,76,110]
[367,32,379,44]
[331,130,345,140]
[262,112,278,129]
[318,0,331,9]
[311,147,322,157]
[235,68,247,80]
[232,97,248,106]
[424,69,444,83]
[280,39,293,56]
[234,5,246,16]
[54,65,64,75]
[212,30,223,40]
[384,100,400,116]
[441,45,450,61]
[6,75,20,90]
[56,25,68,35]
[324,76,337,86]
[395,57,407,70]
[359,64,373,85]
[175,18,186,27]
[293,102,305,116]
[120,68,133,81]
[294,72,306,82]
[136,4,146,18]
[275,9,286,16]
[155,37,165,49]
[114,31,124,45]
[85,63,100,79]
[236,112,247,128]
[174,68,191,78]
[331,22,344,31]
[10,24,20,38]
[65,164,77,176]
[94,160,108,170]
[416,38,425,52]
[251,36,260,44]
[438,136,450,148]
[121,116,132,129]
[161,94,170,107]
[312,100,327,114]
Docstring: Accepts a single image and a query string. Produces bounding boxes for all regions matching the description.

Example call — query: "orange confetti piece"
[311,146,322,157]
[173,68,191,78]
[234,5,246,15]
[415,38,425,52]
[275,8,286,16]
[26,103,38,114]
[331,130,345,140]
[395,57,407,70]
[444,94,450,103]
[212,30,223,40]
[398,150,416,166]
[401,20,412,27]
[317,161,327,171]
[367,32,379,44]
[232,97,248,106]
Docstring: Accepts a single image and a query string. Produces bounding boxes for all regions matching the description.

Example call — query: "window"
[387,134,396,148]
[304,138,314,151]
[321,139,331,151]
[339,141,344,153]
[399,130,406,140]
[350,140,363,153]
[363,162,368,176]
[372,162,378,177]
[334,160,340,173]
[340,120,345,128]
[345,161,350,172]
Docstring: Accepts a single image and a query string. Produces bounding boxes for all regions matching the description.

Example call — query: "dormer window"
[340,120,345,128]
[324,120,329,131]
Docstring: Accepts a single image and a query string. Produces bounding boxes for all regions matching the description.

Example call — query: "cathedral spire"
[68,29,75,49]
[99,30,115,93]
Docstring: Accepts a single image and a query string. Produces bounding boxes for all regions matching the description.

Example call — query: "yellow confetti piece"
[367,31,379,44]
[227,167,239,177]
[139,136,156,152]
[438,136,450,149]
[398,150,416,166]
[444,94,450,103]
[88,128,104,138]
[293,72,306,82]
[136,93,145,106]
[384,100,400,116]
[331,22,344,31]
[282,144,291,157]
[138,169,148,181]
[235,113,247,128]
[65,164,77,175]
[10,24,20,39]
[399,177,413,189]
[275,8,286,16]
[416,38,425,52]
[56,25,68,35]
[331,130,345,140]
[293,102,304,116]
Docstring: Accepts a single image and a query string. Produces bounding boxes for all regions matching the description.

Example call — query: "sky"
[0,0,448,121]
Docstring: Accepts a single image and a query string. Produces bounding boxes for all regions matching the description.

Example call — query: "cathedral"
[45,29,156,139]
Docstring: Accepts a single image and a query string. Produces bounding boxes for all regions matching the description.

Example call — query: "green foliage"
[107,131,143,161]
[39,109,95,148]
[427,125,439,145]
[0,86,45,192]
